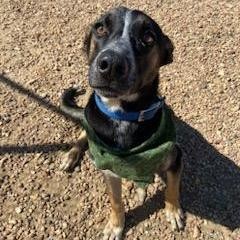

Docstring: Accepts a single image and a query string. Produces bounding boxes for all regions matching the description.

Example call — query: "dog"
[60,7,184,240]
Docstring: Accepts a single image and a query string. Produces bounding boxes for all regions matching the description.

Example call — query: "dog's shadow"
[124,118,240,232]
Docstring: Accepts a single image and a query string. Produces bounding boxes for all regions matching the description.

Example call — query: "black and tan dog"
[60,7,184,240]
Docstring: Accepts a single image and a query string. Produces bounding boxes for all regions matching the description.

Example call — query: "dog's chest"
[112,120,136,148]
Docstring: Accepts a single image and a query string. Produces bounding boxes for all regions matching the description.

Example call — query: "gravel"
[0,0,239,239]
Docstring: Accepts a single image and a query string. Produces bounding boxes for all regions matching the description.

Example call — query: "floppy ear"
[83,29,92,57]
[161,34,174,66]
[82,27,96,63]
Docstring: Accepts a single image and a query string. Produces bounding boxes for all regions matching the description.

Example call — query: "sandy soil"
[0,0,239,239]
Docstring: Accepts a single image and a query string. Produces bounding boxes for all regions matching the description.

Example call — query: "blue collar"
[94,93,165,122]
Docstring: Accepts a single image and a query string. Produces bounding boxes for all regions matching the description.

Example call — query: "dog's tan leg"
[164,146,184,231]
[103,170,125,240]
[60,130,88,171]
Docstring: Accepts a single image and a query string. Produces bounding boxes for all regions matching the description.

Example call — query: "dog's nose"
[98,55,112,74]
[97,51,128,78]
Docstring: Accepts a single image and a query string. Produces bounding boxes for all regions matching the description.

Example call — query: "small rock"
[74,166,80,172]
[193,225,200,238]
[55,229,62,235]
[218,69,225,76]
[8,218,17,225]
[48,164,54,170]
[150,212,157,220]
[62,222,68,229]
[126,229,133,236]
[122,180,134,192]
[147,184,155,194]
[15,207,23,214]
[63,195,70,201]
[154,174,161,183]
[139,226,144,234]
[203,220,208,225]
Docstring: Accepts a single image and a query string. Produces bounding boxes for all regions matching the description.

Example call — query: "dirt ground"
[0,0,240,239]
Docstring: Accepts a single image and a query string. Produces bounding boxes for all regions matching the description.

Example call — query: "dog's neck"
[86,77,162,149]
[99,77,159,112]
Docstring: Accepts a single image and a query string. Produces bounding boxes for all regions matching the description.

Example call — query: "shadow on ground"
[0,74,83,124]
[178,119,240,230]
[0,74,80,154]
[0,143,73,155]
[125,118,240,233]
[1,74,239,232]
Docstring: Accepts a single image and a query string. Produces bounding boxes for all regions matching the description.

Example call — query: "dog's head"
[84,7,173,99]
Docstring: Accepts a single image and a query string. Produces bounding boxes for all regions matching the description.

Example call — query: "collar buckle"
[138,99,163,122]
[138,110,147,122]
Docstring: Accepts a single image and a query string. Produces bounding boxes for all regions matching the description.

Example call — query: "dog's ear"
[83,29,92,57]
[161,34,174,66]
[82,27,96,63]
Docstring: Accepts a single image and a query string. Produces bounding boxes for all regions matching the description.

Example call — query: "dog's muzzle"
[97,50,129,80]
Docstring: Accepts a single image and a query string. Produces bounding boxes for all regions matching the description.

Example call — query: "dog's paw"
[136,188,146,205]
[59,147,81,172]
[103,221,124,240]
[165,203,184,231]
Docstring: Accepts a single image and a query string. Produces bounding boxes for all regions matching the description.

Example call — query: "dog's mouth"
[90,74,134,98]
[93,86,122,98]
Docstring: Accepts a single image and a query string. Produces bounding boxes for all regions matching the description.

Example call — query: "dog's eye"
[95,23,108,38]
[141,31,155,46]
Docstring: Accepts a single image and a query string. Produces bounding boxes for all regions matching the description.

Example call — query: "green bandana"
[81,105,176,188]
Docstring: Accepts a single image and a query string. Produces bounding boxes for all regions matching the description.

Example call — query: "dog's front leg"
[102,170,125,240]
[60,130,88,171]
[164,146,184,231]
